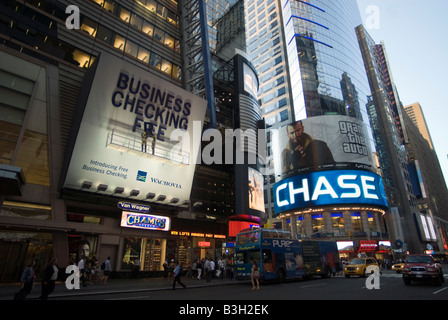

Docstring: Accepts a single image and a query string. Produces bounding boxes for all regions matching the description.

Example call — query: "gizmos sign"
[273,170,388,215]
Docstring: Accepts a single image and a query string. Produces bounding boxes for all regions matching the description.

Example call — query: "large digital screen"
[248,167,264,213]
[272,115,374,179]
[273,169,388,215]
[62,52,207,203]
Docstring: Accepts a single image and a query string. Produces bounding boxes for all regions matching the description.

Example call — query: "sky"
[356,0,448,189]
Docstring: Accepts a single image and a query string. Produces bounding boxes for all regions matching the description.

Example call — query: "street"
[55,268,448,301]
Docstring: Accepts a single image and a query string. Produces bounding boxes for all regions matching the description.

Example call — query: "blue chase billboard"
[273,170,388,215]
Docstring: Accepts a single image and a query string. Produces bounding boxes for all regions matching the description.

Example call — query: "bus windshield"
[236,230,260,245]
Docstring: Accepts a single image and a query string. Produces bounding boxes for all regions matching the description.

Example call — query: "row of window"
[0,1,182,79]
[289,212,381,236]
[79,16,181,78]
[91,0,179,27]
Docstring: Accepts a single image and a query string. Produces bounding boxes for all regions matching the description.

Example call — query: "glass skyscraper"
[246,0,376,219]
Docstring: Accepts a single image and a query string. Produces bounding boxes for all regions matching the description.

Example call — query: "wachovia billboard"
[61,52,207,203]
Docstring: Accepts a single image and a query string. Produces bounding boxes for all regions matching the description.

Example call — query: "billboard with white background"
[62,52,207,204]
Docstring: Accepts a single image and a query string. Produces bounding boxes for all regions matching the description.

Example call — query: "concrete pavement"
[0,275,244,300]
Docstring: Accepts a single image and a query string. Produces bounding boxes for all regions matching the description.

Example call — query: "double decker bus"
[235,228,341,282]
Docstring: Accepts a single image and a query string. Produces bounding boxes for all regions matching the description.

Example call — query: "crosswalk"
[333,272,448,278]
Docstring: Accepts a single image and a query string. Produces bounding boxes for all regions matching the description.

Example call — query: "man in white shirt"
[78,257,86,287]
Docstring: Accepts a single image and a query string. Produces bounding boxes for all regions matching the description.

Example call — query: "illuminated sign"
[198,241,211,247]
[272,115,374,180]
[120,212,170,231]
[170,231,226,239]
[273,170,388,215]
[358,240,378,252]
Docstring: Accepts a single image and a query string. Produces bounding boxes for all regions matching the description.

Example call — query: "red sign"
[358,240,378,252]
[198,241,211,247]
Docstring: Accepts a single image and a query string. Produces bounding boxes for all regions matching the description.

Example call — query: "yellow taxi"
[391,262,404,273]
[344,257,380,277]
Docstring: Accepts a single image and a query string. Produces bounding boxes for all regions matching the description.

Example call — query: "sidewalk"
[0,276,244,300]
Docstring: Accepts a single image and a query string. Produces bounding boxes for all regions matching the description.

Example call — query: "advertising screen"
[62,52,207,203]
[272,115,374,179]
[248,167,264,213]
[273,169,388,215]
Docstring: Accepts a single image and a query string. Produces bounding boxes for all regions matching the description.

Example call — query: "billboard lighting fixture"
[193,202,202,207]
[157,195,166,201]
[146,192,156,199]
[114,187,124,194]
[97,184,108,192]
[129,189,140,197]
[182,200,190,206]
[81,181,92,189]
[170,198,179,204]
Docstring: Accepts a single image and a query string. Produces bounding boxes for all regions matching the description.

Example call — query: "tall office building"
[0,0,257,281]
[402,104,448,253]
[246,0,375,214]
[404,102,434,150]
[247,0,390,258]
[356,25,423,254]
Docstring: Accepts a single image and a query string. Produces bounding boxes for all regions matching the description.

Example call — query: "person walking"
[78,256,87,287]
[40,258,59,300]
[14,260,36,300]
[204,258,211,282]
[172,262,186,290]
[100,257,112,285]
[251,260,260,290]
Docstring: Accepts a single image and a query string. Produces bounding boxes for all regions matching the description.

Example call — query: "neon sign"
[274,170,388,215]
[120,211,170,231]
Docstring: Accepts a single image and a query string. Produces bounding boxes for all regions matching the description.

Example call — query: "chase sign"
[273,170,388,215]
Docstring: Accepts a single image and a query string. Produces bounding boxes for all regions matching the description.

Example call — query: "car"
[402,254,444,286]
[344,257,381,278]
[392,262,404,273]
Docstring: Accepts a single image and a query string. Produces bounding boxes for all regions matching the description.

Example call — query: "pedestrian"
[14,260,35,300]
[251,260,260,290]
[172,262,186,290]
[78,256,87,287]
[197,259,202,280]
[133,258,140,278]
[163,260,169,279]
[204,258,211,282]
[100,257,112,285]
[39,258,59,300]
[168,259,175,279]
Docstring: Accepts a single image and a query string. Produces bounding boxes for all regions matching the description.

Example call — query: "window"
[130,13,143,30]
[137,47,150,63]
[142,21,154,37]
[113,34,126,51]
[312,214,324,233]
[96,25,113,44]
[124,39,138,58]
[351,213,362,232]
[150,52,162,69]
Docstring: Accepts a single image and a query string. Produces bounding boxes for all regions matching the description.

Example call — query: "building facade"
[0,0,248,282]
[245,0,390,259]
[402,104,448,254]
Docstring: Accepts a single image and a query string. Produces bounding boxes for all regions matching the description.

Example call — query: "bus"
[235,228,341,282]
